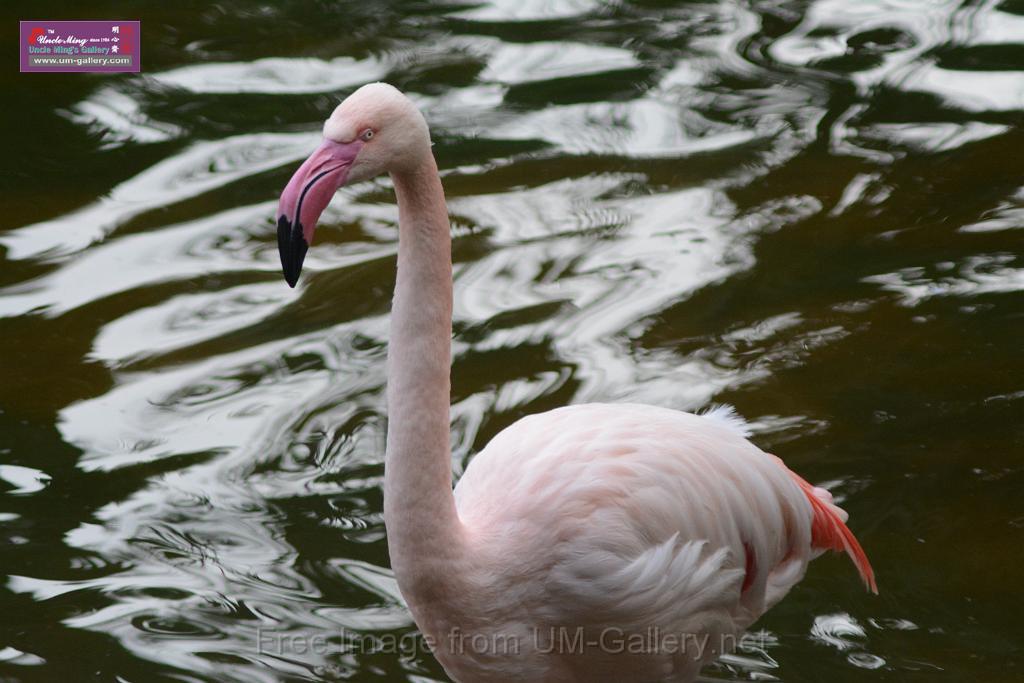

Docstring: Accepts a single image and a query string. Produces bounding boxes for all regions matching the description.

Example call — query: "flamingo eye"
[360,129,375,141]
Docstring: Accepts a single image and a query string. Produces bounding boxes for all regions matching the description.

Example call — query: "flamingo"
[275,83,877,683]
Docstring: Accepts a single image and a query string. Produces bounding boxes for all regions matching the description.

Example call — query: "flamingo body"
[275,82,875,683]
[445,403,865,682]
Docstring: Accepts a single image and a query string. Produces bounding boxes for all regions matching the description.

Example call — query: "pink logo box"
[20,20,140,73]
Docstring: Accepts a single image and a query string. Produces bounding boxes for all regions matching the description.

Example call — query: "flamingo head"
[277,82,430,287]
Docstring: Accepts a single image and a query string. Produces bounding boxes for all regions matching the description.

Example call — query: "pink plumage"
[277,83,876,683]
[449,404,874,681]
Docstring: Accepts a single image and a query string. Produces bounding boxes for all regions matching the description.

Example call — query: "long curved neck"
[383,154,465,620]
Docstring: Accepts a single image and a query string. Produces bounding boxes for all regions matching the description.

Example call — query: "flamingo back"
[448,403,839,681]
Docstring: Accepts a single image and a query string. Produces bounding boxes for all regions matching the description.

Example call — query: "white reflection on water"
[152,55,388,94]
[66,87,183,148]
[0,203,277,318]
[452,0,605,21]
[968,5,1024,44]
[62,313,389,472]
[811,613,867,651]
[865,254,1024,306]
[960,187,1024,234]
[0,464,52,496]
[855,121,1009,155]
[480,41,638,84]
[768,0,955,84]
[491,99,764,157]
[90,282,291,365]
[767,0,1023,160]
[896,64,1024,112]
[0,132,319,262]
[0,646,46,667]
[451,182,749,405]
[810,613,888,670]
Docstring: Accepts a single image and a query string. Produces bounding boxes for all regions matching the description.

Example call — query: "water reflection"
[153,56,389,94]
[0,133,318,261]
[1,0,1022,680]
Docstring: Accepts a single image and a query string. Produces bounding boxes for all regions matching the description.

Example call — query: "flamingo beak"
[277,138,363,287]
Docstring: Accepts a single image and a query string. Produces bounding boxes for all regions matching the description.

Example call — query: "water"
[1,0,1022,680]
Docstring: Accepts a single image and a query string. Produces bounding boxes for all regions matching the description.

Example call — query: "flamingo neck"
[383,154,466,626]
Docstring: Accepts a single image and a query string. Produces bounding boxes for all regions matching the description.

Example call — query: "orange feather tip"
[788,469,878,594]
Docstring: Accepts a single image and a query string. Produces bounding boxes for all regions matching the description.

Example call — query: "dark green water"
[2,0,1023,681]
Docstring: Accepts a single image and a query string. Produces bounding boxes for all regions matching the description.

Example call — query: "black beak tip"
[277,216,308,288]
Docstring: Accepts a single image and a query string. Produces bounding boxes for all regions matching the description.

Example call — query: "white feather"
[698,403,753,439]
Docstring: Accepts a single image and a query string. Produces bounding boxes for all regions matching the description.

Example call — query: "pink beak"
[277,138,363,287]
